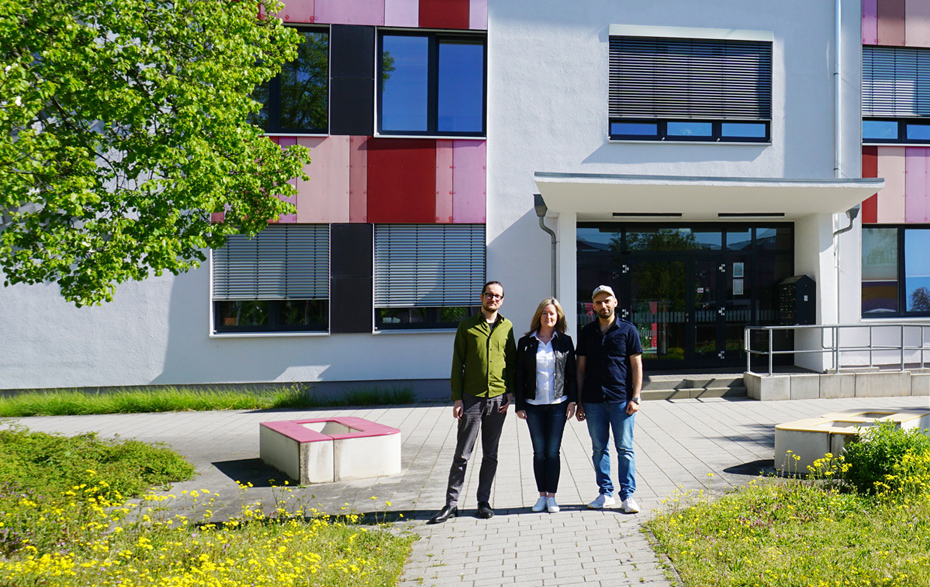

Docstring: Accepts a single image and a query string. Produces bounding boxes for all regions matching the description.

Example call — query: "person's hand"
[453,400,464,419]
[576,404,586,422]
[626,400,640,416]
[516,410,526,420]
[565,402,576,420]
[499,393,513,413]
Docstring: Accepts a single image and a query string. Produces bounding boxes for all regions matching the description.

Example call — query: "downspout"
[534,194,557,297]
[833,0,844,335]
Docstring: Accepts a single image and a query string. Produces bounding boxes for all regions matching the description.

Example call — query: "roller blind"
[862,46,930,117]
[609,36,772,120]
[375,224,485,307]
[212,224,329,301]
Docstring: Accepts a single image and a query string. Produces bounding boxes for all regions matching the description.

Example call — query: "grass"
[0,384,416,417]
[0,424,415,586]
[646,478,930,587]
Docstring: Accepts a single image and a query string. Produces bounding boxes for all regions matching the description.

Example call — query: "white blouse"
[526,331,566,406]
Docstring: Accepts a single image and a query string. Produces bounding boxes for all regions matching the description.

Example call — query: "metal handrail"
[744,323,930,376]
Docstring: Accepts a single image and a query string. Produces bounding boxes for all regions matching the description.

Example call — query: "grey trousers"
[445,393,507,507]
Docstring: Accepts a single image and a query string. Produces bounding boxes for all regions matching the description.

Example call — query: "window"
[862,46,930,144]
[609,34,772,142]
[213,224,329,332]
[862,226,930,317]
[374,224,485,329]
[378,31,486,137]
[252,27,329,134]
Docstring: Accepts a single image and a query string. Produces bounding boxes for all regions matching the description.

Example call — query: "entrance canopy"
[534,172,885,220]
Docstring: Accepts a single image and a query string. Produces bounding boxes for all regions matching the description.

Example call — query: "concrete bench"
[774,408,930,473]
[259,417,402,484]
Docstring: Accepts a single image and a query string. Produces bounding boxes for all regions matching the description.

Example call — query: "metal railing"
[745,323,930,376]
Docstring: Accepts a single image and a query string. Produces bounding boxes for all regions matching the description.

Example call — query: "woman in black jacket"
[515,297,577,513]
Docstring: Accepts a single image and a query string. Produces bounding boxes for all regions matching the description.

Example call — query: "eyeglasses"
[483,292,503,300]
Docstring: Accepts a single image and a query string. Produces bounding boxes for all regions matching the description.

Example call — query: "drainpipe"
[834,0,842,180]
[534,194,557,297]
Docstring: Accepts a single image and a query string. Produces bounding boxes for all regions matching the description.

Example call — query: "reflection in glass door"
[693,259,720,360]
[627,259,686,364]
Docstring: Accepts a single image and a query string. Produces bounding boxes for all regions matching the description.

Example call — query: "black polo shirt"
[576,318,643,404]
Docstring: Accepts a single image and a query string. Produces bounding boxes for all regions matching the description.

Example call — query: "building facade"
[3,0,922,392]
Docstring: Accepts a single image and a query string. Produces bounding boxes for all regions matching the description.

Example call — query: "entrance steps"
[641,373,747,401]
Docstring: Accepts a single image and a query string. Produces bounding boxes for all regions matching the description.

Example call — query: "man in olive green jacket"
[428,281,516,524]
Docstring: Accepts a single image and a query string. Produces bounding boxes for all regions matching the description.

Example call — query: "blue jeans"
[524,403,568,493]
[583,401,636,499]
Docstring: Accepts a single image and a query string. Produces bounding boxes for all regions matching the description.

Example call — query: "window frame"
[255,25,330,136]
[862,118,930,145]
[861,225,930,318]
[610,119,770,143]
[377,29,487,138]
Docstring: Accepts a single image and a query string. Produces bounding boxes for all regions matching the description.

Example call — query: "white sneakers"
[532,496,547,512]
[620,497,640,514]
[587,493,616,509]
[546,497,560,513]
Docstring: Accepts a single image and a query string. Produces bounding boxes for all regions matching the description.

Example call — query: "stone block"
[744,373,790,401]
[819,374,856,399]
[911,373,930,396]
[855,372,911,397]
[790,374,821,400]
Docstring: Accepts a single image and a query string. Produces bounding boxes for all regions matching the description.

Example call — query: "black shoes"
[428,505,458,524]
[476,501,494,519]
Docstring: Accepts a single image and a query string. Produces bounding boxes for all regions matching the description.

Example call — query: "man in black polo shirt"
[576,285,643,514]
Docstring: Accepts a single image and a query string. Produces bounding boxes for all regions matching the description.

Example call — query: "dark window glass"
[376,307,480,330]
[907,124,930,141]
[438,41,484,133]
[667,122,712,137]
[252,29,328,134]
[610,122,658,136]
[721,122,767,138]
[215,300,328,332]
[726,229,753,251]
[862,228,899,315]
[905,229,930,312]
[381,35,429,132]
[863,120,898,140]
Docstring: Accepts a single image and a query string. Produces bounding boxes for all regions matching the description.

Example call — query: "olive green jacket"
[450,313,516,400]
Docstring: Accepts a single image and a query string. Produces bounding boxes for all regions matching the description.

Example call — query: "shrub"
[843,421,930,497]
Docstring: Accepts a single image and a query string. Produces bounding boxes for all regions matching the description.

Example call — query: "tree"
[911,286,930,312]
[0,0,312,305]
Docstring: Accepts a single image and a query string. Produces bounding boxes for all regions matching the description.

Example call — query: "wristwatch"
[630,396,641,405]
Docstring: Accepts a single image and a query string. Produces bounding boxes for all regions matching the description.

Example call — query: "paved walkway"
[14,395,930,586]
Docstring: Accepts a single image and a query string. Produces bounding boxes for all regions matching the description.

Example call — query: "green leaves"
[0,0,311,305]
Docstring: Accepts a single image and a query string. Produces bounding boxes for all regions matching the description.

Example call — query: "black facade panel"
[330,223,372,278]
[330,275,373,333]
[331,77,374,136]
[331,25,375,80]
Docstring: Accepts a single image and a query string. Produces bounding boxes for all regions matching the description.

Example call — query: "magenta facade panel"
[276,137,299,223]
[906,0,930,47]
[436,140,455,223]
[277,0,315,24]
[295,136,351,223]
[314,0,384,25]
[878,0,906,46]
[349,136,369,223]
[385,0,418,27]
[877,147,907,224]
[906,147,930,222]
[452,140,487,223]
[863,0,878,44]
[470,0,488,30]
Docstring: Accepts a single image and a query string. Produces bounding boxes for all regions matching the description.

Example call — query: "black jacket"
[514,332,578,411]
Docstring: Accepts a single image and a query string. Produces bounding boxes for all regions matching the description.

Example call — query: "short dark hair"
[482,280,504,297]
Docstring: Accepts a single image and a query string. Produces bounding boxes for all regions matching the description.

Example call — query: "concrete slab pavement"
[13,395,930,586]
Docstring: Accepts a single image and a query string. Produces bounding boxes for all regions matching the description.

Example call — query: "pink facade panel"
[877,147,907,224]
[295,136,351,223]
[384,0,418,27]
[276,137,298,223]
[906,148,930,222]
[349,136,369,223]
[435,140,454,223]
[469,0,488,30]
[877,0,906,46]
[906,0,930,47]
[313,0,384,25]
[277,0,315,23]
[451,140,486,223]
[862,0,878,45]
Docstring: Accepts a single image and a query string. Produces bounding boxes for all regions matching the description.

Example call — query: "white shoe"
[620,497,640,514]
[532,496,547,512]
[546,497,560,513]
[587,494,616,509]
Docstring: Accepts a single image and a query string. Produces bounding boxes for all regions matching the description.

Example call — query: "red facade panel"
[367,139,437,223]
[418,0,469,30]
[862,147,878,224]
[877,0,906,46]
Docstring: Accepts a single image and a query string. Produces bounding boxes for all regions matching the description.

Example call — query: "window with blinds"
[212,224,329,333]
[374,224,485,329]
[609,36,772,142]
[862,46,930,144]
